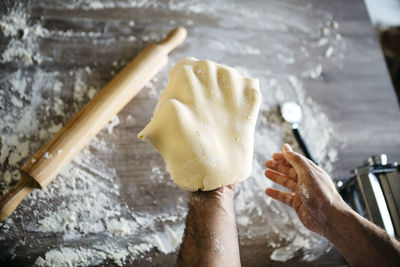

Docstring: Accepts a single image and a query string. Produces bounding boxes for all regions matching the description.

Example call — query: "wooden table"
[0,0,399,266]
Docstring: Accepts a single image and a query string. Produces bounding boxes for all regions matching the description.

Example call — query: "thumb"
[282,144,308,171]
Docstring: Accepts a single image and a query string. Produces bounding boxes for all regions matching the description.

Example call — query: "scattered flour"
[146,76,161,98]
[150,225,185,254]
[105,115,121,134]
[325,46,334,58]
[211,39,261,56]
[0,7,49,64]
[302,64,323,79]
[0,1,345,265]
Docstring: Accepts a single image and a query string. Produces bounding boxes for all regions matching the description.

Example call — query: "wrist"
[190,184,236,206]
[324,197,356,241]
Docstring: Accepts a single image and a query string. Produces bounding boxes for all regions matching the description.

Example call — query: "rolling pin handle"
[0,173,39,221]
[292,127,318,165]
[159,26,187,54]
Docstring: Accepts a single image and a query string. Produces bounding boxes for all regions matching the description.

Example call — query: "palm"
[292,189,323,235]
[264,151,324,235]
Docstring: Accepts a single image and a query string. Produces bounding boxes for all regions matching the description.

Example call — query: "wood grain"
[0,0,399,266]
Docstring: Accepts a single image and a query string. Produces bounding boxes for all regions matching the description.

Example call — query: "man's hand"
[264,144,400,267]
[264,143,345,235]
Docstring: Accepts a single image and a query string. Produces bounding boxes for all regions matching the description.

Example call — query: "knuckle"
[289,151,302,161]
[289,168,297,178]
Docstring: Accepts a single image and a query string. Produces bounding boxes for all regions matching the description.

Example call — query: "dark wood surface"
[0,0,399,266]
[309,0,400,177]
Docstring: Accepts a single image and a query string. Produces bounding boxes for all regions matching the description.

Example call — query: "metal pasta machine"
[337,154,400,238]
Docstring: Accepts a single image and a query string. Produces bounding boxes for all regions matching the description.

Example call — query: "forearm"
[325,203,400,267]
[177,186,241,267]
[265,145,400,266]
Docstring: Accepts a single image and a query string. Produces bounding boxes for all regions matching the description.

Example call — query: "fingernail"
[282,143,292,153]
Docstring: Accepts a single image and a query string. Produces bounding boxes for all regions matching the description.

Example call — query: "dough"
[138,57,262,191]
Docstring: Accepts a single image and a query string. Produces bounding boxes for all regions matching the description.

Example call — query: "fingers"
[265,188,294,207]
[265,160,297,179]
[265,169,297,191]
[281,144,309,171]
[272,152,286,162]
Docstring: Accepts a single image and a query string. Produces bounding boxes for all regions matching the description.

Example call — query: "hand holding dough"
[138,57,262,191]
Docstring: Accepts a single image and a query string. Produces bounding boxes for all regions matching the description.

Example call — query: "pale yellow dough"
[138,57,262,191]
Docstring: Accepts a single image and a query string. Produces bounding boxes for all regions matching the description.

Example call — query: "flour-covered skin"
[265,144,400,267]
[265,144,342,236]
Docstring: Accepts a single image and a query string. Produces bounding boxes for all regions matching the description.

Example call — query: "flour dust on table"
[0,0,345,265]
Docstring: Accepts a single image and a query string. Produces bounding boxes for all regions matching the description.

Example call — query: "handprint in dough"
[138,57,262,191]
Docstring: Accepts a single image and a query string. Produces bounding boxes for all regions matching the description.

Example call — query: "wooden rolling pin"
[0,26,187,221]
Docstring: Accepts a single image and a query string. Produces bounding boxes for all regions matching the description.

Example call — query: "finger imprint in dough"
[138,57,262,191]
